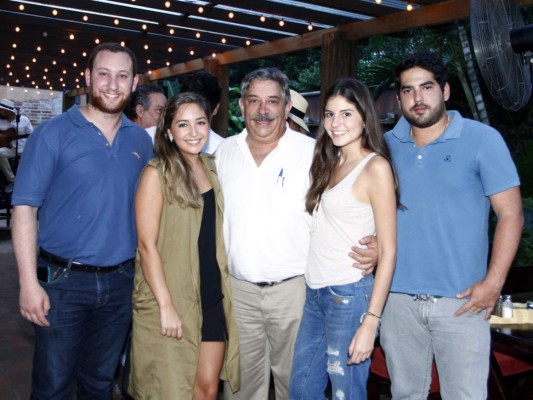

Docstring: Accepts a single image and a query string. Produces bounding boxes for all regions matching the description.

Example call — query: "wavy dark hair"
[394,52,448,94]
[154,92,211,208]
[305,78,399,214]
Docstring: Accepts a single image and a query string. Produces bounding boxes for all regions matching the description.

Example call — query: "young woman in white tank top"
[290,78,398,400]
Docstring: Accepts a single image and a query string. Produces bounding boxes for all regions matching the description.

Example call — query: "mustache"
[411,103,428,110]
[251,113,275,122]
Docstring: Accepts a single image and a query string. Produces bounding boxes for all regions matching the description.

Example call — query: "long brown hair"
[305,78,399,214]
[154,92,211,208]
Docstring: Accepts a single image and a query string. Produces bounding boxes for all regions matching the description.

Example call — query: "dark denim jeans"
[31,257,134,400]
[290,276,374,400]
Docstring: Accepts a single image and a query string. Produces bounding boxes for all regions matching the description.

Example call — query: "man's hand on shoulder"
[349,235,378,276]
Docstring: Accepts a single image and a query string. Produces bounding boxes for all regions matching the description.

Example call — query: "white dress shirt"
[215,127,315,282]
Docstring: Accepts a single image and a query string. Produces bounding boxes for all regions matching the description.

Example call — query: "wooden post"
[320,31,358,107]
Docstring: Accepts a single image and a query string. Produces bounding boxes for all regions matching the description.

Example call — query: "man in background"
[181,71,225,153]
[0,99,34,155]
[287,89,310,135]
[12,42,152,399]
[0,99,18,192]
[127,84,166,142]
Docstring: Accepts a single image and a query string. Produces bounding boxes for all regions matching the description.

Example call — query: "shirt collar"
[391,110,463,143]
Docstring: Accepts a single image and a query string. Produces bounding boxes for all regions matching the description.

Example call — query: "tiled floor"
[0,228,34,400]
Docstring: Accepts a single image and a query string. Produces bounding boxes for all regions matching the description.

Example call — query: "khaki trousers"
[224,275,305,400]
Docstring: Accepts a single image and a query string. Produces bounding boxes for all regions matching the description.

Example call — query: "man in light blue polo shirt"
[381,52,523,399]
[11,43,152,399]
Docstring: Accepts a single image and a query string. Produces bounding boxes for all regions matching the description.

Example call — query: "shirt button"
[417,155,422,160]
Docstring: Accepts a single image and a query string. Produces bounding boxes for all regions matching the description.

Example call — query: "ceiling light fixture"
[198,6,204,13]
[169,28,175,35]
[69,34,75,40]
[165,1,171,8]
[406,3,413,11]
[195,32,201,39]
[52,9,58,16]
[307,23,313,31]
[189,50,195,56]
[279,19,285,27]
[15,27,20,32]
[260,15,266,23]
[114,19,120,25]
[228,12,234,19]
[83,15,89,21]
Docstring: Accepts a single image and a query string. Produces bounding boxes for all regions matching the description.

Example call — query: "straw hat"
[288,90,309,133]
[0,99,16,114]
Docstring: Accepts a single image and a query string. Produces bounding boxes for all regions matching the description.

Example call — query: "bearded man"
[11,43,153,399]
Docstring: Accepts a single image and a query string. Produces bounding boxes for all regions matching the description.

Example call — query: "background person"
[381,52,523,399]
[127,84,167,142]
[129,92,240,400]
[181,71,225,153]
[0,99,34,154]
[289,78,397,400]
[0,101,17,191]
[11,42,153,399]
[287,89,310,135]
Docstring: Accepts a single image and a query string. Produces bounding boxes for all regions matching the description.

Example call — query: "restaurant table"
[489,292,533,400]
[491,292,533,363]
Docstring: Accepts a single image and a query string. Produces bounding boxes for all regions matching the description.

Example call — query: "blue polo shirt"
[385,111,520,297]
[12,105,153,266]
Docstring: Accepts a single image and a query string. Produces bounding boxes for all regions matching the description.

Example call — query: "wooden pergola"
[58,0,532,134]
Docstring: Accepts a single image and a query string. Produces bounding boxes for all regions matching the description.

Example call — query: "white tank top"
[306,152,376,289]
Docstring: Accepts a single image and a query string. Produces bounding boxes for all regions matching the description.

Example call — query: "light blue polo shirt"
[12,105,153,266]
[385,111,520,297]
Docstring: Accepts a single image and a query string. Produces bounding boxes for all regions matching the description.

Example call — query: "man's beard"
[403,101,446,129]
[89,89,131,114]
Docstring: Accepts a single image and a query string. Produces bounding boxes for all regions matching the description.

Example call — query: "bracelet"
[359,311,382,324]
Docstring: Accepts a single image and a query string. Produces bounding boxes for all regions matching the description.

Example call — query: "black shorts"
[201,300,227,342]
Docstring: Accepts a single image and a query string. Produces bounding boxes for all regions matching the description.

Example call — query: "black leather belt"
[253,275,300,287]
[39,248,133,273]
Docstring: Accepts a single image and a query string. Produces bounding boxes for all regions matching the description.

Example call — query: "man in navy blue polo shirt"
[381,52,523,399]
[11,43,152,399]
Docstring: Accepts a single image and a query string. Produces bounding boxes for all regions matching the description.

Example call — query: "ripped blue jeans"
[289,277,374,400]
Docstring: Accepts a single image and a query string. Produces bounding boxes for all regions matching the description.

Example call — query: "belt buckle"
[412,294,438,303]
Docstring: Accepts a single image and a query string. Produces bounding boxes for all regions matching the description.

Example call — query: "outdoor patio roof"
[1,0,449,91]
